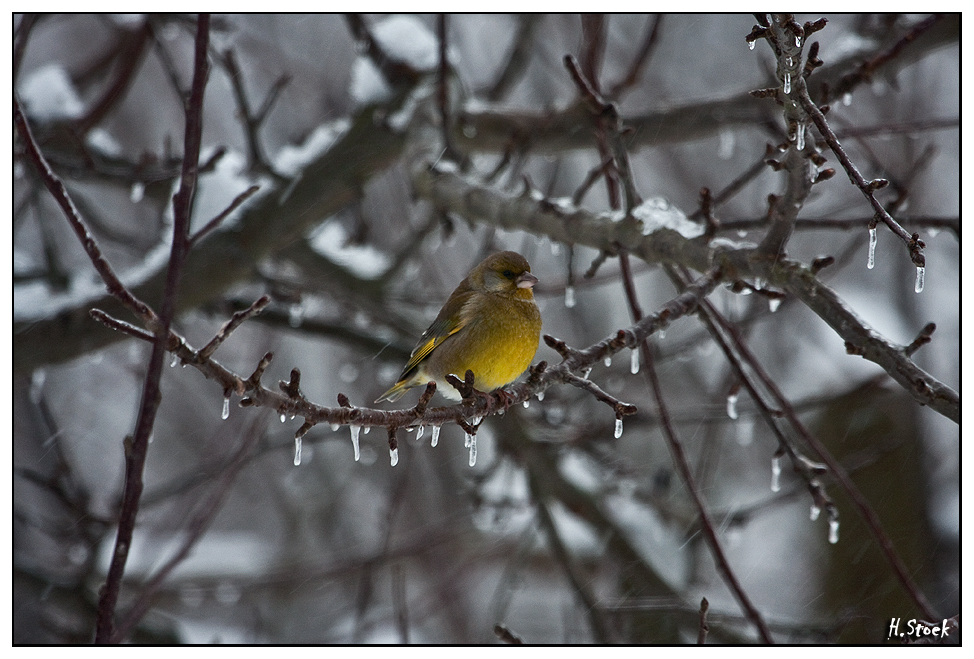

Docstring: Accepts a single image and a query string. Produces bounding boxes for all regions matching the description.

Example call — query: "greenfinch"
[376,251,542,403]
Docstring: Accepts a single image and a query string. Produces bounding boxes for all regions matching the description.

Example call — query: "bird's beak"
[516,272,539,289]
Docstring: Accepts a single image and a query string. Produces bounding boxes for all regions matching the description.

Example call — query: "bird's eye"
[502,269,515,279]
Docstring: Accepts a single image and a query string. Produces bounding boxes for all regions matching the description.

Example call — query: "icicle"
[536,391,545,402]
[783,72,791,94]
[614,417,624,439]
[915,266,925,293]
[604,356,612,368]
[828,518,840,544]
[169,353,178,368]
[29,369,46,404]
[867,226,877,269]
[795,125,805,151]
[658,328,666,340]
[288,304,304,328]
[130,182,145,203]
[390,447,399,466]
[734,417,753,446]
[523,400,530,408]
[431,426,440,447]
[630,349,640,374]
[771,455,782,492]
[363,426,371,434]
[726,392,739,420]
[842,92,852,106]
[718,128,735,160]
[468,434,477,467]
[810,504,821,521]
[416,425,425,441]
[280,413,286,423]
[350,426,361,461]
[564,286,576,308]
[748,39,755,51]
[769,297,782,313]
[330,423,340,431]
[293,437,302,466]
[795,34,801,48]
[221,395,231,420]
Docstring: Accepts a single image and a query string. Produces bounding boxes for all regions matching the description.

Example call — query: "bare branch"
[95,14,211,644]
[797,83,926,268]
[13,97,162,332]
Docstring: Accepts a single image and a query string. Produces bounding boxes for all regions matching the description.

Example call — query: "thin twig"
[189,184,260,246]
[677,267,939,622]
[198,294,270,360]
[485,15,541,102]
[531,480,610,642]
[75,20,152,135]
[698,597,710,645]
[797,85,925,268]
[618,260,774,644]
[95,14,211,644]
[607,14,664,98]
[13,97,162,332]
[218,48,286,177]
[112,414,265,641]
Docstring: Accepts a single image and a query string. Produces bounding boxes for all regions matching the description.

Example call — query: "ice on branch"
[372,15,440,72]
[351,57,393,104]
[726,392,739,420]
[350,426,361,461]
[867,226,877,269]
[630,198,705,239]
[275,120,351,176]
[19,64,84,121]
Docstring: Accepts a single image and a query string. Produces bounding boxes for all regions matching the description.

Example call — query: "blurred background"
[13,14,958,643]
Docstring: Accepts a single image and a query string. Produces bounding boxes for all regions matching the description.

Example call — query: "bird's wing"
[399,291,475,375]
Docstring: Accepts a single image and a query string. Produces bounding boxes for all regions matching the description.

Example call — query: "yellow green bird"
[375,251,542,403]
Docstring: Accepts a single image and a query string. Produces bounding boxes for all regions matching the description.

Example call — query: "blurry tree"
[13,13,959,644]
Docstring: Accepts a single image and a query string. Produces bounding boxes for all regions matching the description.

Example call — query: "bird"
[375,251,542,403]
